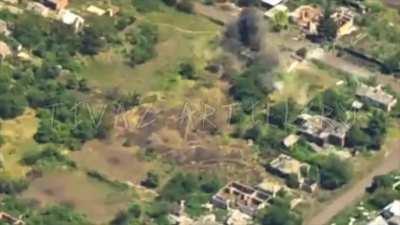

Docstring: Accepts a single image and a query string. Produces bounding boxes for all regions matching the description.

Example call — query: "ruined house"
[296,114,350,147]
[58,10,85,33]
[368,200,400,225]
[356,84,397,112]
[211,181,271,216]
[331,7,357,37]
[268,154,308,179]
[291,5,323,35]
[268,154,318,193]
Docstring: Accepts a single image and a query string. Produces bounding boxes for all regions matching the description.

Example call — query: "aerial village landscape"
[0,0,398,225]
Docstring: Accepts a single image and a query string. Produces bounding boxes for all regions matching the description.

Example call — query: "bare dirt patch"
[71,140,166,184]
[21,170,133,224]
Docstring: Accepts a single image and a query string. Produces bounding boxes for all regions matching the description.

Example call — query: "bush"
[178,61,196,79]
[132,0,160,13]
[0,178,28,194]
[319,155,352,190]
[141,172,159,189]
[176,0,194,13]
[22,145,76,169]
[162,0,177,6]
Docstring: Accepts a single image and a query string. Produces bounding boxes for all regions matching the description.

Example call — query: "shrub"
[177,0,194,13]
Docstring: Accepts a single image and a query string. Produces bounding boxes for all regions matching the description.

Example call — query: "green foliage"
[259,199,302,225]
[346,125,371,149]
[317,14,338,42]
[319,155,352,190]
[272,11,289,32]
[80,26,106,56]
[286,174,300,189]
[132,0,161,13]
[157,173,221,217]
[268,99,301,128]
[110,204,141,225]
[176,0,194,13]
[309,88,352,121]
[368,188,400,209]
[22,145,76,169]
[127,23,159,67]
[141,171,159,189]
[0,177,28,195]
[178,61,196,79]
[30,205,92,225]
[230,64,271,107]
[0,93,27,119]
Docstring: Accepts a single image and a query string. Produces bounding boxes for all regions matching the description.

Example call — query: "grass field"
[0,109,39,178]
[81,5,220,95]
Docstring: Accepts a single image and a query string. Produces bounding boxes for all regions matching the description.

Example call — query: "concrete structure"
[256,179,284,197]
[58,10,85,32]
[268,154,308,178]
[283,134,299,148]
[211,181,271,216]
[43,0,68,10]
[296,114,350,147]
[356,84,397,112]
[291,5,323,35]
[86,5,106,16]
[268,154,318,193]
[368,200,400,225]
[331,7,357,37]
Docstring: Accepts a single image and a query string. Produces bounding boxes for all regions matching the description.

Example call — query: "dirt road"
[306,139,400,225]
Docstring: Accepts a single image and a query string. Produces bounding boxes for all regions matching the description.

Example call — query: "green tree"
[346,125,370,149]
[319,155,352,190]
[272,11,289,32]
[260,203,302,225]
[179,61,196,79]
[0,94,27,119]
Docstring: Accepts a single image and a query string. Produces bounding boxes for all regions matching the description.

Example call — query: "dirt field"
[21,170,134,224]
[383,0,400,9]
[71,140,171,185]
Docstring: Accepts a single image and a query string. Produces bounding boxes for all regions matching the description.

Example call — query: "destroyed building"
[291,5,323,35]
[331,7,357,37]
[356,84,397,112]
[211,181,271,216]
[268,154,318,193]
[368,200,400,225]
[296,114,350,147]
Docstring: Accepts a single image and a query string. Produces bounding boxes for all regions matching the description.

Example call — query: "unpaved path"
[307,48,374,78]
[306,138,400,225]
